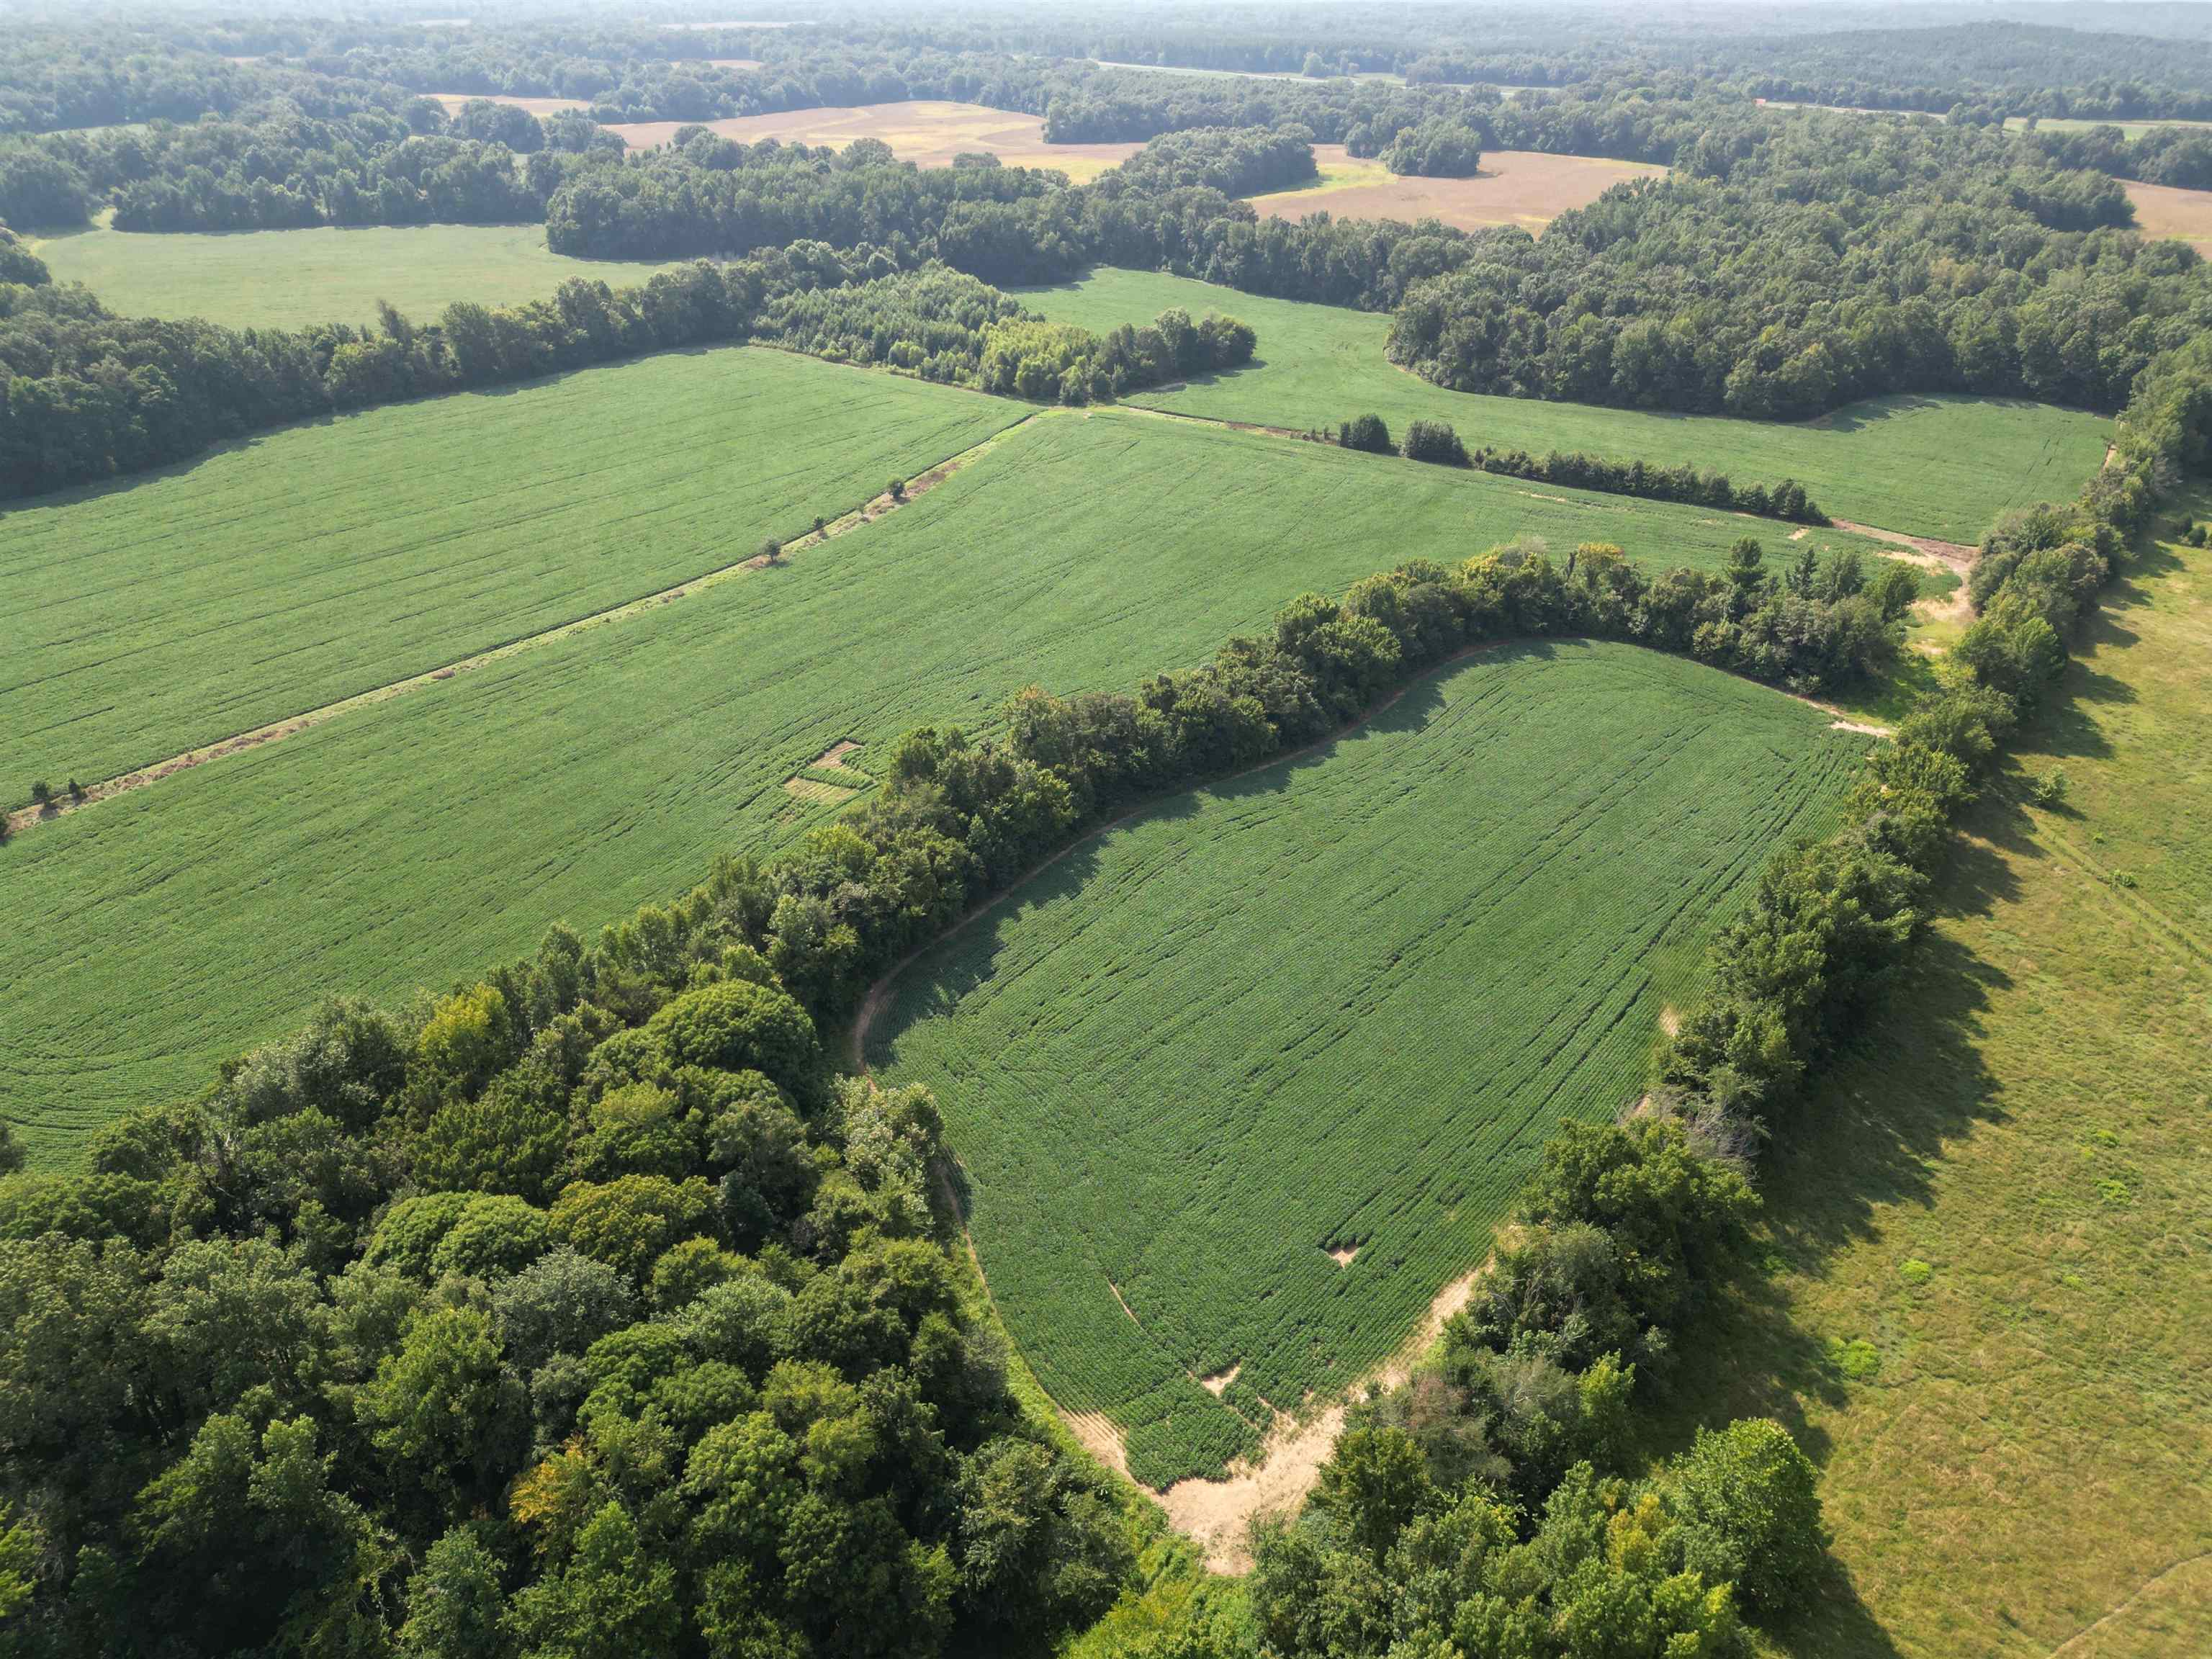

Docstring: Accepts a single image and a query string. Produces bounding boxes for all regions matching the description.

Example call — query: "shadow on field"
[1627,657,2159,1655]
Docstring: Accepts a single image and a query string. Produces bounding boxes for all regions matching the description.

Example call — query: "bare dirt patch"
[603,100,1143,181]
[1200,1363,1242,1397]
[1064,1411,1133,1479]
[430,92,591,115]
[1829,518,1977,574]
[1326,1243,1359,1265]
[1659,1004,1683,1038]
[1247,146,1666,235]
[1160,1264,1486,1572]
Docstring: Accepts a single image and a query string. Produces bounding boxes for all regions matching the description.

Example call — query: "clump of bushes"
[1337,413,1392,453]
[1401,418,1468,465]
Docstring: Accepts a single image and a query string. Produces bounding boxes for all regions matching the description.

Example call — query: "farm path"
[1,416,1038,840]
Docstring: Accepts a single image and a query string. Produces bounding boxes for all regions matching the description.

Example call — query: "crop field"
[866,642,1869,1488]
[601,100,1145,180]
[27,222,689,331]
[1244,145,1665,233]
[1025,267,2114,544]
[2,348,1025,792]
[0,410,1894,1166]
[427,91,591,114]
[2126,180,2212,251]
[1645,532,2212,1658]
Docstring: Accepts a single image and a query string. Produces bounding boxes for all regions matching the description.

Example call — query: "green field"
[868,641,1868,1488]
[1647,531,2212,1659]
[1025,267,2113,544]
[27,222,685,331]
[0,408,1895,1166]
[4,348,1025,793]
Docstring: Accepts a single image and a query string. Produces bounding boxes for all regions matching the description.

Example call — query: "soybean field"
[0,409,1893,1166]
[27,222,689,331]
[868,642,1870,1487]
[1026,267,2114,544]
[4,347,1025,793]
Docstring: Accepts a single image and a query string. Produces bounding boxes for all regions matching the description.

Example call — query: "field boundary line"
[2044,1550,2212,1658]
[2,416,1039,839]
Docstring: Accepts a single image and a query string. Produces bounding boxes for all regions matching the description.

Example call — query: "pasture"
[1244,145,1665,233]
[601,100,1144,180]
[1025,267,2114,543]
[27,221,688,330]
[868,642,1869,1488]
[0,409,1894,1166]
[2,348,1023,791]
[1647,532,2212,1657]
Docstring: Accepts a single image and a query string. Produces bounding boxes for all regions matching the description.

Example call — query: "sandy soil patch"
[1326,1243,1359,1265]
[1160,1265,1485,1571]
[603,100,1142,181]
[1200,1363,1242,1397]
[1246,146,1665,235]
[2126,180,2212,250]
[1828,518,1977,574]
[430,92,592,116]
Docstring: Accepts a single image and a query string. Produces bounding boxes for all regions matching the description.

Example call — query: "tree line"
[0,249,1249,500]
[1337,413,1827,523]
[0,101,620,235]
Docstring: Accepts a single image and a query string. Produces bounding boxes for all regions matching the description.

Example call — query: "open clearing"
[428,91,591,114]
[601,99,1144,180]
[1244,146,1665,233]
[1,348,1022,791]
[1028,268,2111,544]
[1645,534,2212,1656]
[867,642,1868,1488]
[0,409,1894,1166]
[2125,180,2212,251]
[26,221,688,331]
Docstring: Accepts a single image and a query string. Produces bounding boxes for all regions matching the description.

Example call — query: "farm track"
[1,416,1039,840]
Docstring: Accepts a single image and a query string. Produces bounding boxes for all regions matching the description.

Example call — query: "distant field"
[1025,267,2113,543]
[0,410,1894,1166]
[28,222,686,330]
[428,91,591,114]
[1245,145,1663,233]
[1091,60,1408,86]
[601,99,1143,180]
[870,642,1867,1487]
[2,348,1021,792]
[2126,179,2212,249]
[1648,533,2212,1657]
